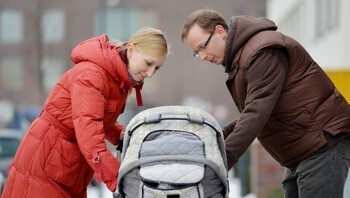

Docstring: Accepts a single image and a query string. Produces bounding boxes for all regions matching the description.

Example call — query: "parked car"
[0,128,24,193]
[0,172,5,194]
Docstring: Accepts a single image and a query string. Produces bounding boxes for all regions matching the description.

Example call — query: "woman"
[1,27,169,198]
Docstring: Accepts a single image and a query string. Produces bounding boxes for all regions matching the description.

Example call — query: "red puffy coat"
[1,34,142,198]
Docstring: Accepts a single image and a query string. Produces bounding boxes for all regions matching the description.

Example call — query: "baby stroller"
[114,106,229,198]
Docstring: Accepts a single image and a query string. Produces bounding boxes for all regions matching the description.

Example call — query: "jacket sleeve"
[222,119,238,139]
[225,48,288,169]
[71,69,119,192]
[105,122,125,145]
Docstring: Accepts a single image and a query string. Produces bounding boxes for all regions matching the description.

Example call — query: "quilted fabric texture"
[117,106,228,198]
[142,184,204,198]
[140,131,204,157]
[140,163,204,184]
[121,119,224,168]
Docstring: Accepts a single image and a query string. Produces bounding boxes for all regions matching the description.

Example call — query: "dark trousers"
[282,138,350,198]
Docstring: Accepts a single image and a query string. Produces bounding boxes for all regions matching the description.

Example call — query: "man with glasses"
[181,9,350,198]
[192,31,213,58]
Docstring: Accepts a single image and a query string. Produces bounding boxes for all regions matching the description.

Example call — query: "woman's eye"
[146,61,152,66]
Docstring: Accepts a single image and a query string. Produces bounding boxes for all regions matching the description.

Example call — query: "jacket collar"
[223,16,277,73]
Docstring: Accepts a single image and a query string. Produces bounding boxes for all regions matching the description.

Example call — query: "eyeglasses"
[193,31,214,58]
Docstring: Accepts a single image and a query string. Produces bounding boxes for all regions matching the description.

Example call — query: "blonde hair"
[128,27,168,57]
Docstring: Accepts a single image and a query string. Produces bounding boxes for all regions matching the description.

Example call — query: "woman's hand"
[119,129,125,140]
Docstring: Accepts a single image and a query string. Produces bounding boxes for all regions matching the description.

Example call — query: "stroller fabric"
[115,106,229,198]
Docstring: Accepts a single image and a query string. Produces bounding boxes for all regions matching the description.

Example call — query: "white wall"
[267,0,350,70]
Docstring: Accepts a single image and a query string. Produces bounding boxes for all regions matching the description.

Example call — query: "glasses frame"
[193,31,214,58]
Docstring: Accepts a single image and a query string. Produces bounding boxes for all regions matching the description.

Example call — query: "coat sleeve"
[71,69,119,192]
[222,119,238,139]
[225,48,288,169]
[105,122,125,145]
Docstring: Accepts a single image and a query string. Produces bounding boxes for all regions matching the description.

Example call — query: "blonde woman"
[2,27,169,198]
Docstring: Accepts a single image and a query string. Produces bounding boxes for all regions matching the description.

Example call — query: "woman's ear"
[127,43,135,59]
[128,43,135,53]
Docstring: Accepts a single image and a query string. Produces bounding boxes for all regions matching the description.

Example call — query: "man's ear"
[215,25,227,39]
[215,25,226,34]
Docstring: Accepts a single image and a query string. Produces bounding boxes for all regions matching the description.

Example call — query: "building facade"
[1,0,272,197]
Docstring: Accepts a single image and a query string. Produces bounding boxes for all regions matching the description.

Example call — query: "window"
[0,137,21,158]
[0,57,23,90]
[95,8,157,42]
[41,9,65,44]
[315,0,339,38]
[41,57,65,92]
[0,9,23,44]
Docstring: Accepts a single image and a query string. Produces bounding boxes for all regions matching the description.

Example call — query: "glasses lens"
[192,32,213,59]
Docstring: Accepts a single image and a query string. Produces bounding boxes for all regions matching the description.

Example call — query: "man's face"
[184,23,227,65]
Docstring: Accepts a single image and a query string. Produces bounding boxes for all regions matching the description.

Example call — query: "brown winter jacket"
[2,34,142,198]
[223,16,350,168]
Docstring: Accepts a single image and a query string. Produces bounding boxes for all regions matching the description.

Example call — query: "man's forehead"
[186,24,206,46]
[188,24,206,38]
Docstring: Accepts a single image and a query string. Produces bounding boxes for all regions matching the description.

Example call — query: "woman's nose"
[146,67,156,78]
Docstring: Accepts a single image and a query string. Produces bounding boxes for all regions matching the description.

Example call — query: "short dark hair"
[181,9,228,42]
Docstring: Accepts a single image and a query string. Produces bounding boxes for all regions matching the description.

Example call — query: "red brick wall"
[250,141,284,198]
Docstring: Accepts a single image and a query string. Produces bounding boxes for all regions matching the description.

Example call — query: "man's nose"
[199,51,207,61]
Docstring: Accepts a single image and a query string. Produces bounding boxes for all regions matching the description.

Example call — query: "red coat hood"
[71,34,143,106]
[71,34,127,84]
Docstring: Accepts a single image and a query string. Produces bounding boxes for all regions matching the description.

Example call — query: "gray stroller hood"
[116,106,229,198]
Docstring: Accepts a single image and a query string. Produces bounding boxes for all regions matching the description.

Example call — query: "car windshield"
[0,138,20,158]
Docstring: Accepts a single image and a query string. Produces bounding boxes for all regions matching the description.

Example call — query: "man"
[181,9,350,197]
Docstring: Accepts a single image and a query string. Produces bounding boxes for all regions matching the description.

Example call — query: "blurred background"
[0,0,349,197]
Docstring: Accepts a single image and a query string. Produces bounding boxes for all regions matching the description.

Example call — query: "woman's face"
[127,45,166,82]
